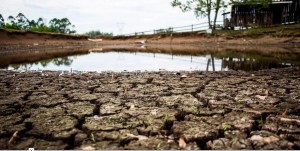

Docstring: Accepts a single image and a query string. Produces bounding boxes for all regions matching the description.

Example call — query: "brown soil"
[0,67,300,149]
[1,26,300,53]
[0,26,300,150]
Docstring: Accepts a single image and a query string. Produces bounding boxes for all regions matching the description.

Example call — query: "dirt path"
[0,67,299,149]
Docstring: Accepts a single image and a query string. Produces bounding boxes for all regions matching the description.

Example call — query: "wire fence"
[121,21,223,36]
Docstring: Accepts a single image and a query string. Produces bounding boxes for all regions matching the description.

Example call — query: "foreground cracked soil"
[0,67,300,149]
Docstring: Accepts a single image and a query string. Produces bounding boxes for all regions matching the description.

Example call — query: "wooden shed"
[223,0,300,29]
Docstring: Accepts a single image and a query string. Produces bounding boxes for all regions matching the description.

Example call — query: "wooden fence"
[121,21,223,36]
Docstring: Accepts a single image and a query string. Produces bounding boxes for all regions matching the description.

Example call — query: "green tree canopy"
[7,15,19,29]
[36,18,45,27]
[1,13,76,34]
[49,18,76,34]
[15,13,30,30]
[172,0,227,30]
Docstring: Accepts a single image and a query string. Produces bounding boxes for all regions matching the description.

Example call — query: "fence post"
[192,24,193,32]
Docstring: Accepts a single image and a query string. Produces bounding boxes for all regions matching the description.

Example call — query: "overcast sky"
[0,0,226,34]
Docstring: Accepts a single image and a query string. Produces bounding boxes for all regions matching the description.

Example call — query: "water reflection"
[0,45,299,72]
[221,58,292,71]
[10,56,74,70]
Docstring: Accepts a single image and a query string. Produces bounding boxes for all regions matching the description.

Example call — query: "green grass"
[192,107,201,115]
[222,123,231,131]
[0,28,87,38]
[216,24,300,38]
[256,115,264,127]
[162,114,170,123]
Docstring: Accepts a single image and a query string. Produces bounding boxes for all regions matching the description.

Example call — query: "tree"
[36,18,45,27]
[6,15,19,29]
[2,13,77,34]
[49,18,76,34]
[5,13,30,30]
[15,13,30,30]
[30,18,53,32]
[29,19,37,28]
[171,0,226,31]
[52,57,73,66]
[0,14,4,27]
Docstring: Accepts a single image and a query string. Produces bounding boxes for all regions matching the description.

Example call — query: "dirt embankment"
[0,29,88,43]
[0,67,300,149]
[1,24,300,53]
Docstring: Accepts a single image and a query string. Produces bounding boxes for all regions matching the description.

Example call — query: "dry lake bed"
[0,67,300,149]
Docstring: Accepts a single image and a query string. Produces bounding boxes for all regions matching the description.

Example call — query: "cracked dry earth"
[0,67,300,150]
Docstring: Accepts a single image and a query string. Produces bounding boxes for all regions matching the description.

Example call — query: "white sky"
[0,0,227,34]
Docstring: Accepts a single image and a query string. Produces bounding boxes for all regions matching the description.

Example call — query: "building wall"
[229,0,299,27]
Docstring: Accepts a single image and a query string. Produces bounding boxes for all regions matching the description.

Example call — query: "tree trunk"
[208,14,211,29]
[213,8,219,30]
[206,0,212,29]
[212,0,221,32]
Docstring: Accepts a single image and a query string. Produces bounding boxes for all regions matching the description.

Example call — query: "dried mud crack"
[0,67,300,149]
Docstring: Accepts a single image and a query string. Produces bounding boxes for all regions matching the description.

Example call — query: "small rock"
[264,136,279,143]
[256,95,267,100]
[179,137,186,149]
[81,145,95,150]
[181,74,187,78]
[251,135,264,142]
[127,133,148,141]
[93,115,102,121]
[130,104,135,110]
[150,109,158,116]
[74,133,88,146]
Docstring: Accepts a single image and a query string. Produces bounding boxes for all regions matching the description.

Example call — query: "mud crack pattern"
[0,67,299,149]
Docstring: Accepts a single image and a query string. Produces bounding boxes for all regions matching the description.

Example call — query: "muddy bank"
[0,48,91,68]
[0,67,300,149]
[0,29,96,53]
[1,25,300,54]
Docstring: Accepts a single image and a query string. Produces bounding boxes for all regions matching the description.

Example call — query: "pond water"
[1,47,300,72]
[7,52,222,72]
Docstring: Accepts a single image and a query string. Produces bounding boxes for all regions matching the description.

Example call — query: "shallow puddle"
[1,46,300,72]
